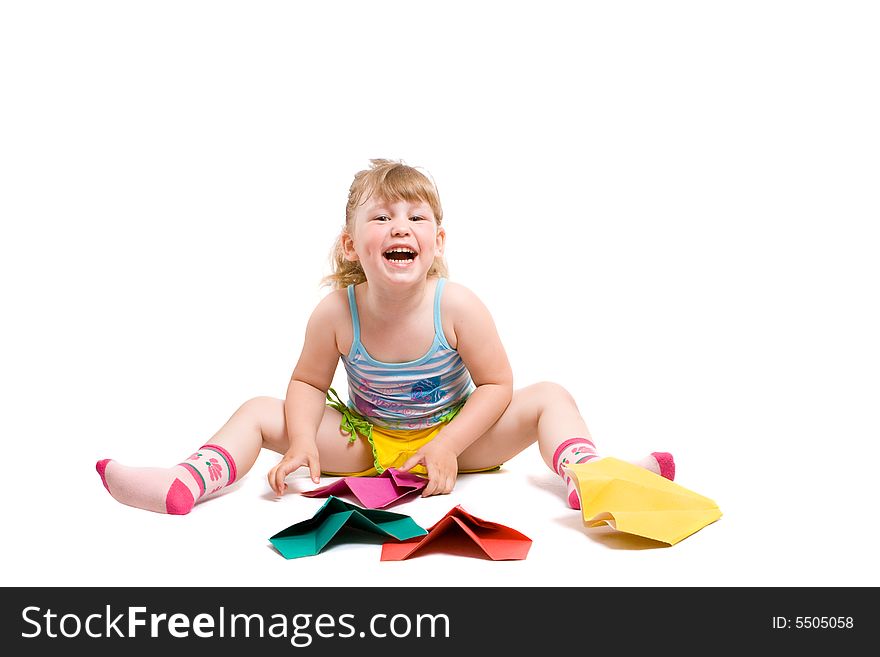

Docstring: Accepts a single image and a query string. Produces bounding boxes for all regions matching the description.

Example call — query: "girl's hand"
[267,443,321,497]
[400,443,459,497]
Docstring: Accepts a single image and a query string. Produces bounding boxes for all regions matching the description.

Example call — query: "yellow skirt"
[324,388,501,477]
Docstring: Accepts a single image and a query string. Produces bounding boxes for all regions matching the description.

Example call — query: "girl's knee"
[528,381,577,407]
[237,397,287,449]
[238,396,284,420]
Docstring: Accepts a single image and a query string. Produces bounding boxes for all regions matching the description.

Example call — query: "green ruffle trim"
[326,387,383,473]
[326,387,372,445]
[325,387,468,475]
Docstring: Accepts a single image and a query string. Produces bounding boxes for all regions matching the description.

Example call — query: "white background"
[1,1,878,587]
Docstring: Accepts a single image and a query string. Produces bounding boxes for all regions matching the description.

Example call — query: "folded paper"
[565,457,721,546]
[380,505,532,561]
[269,496,428,559]
[301,467,427,509]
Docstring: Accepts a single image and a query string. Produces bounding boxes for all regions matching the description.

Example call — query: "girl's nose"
[390,219,410,236]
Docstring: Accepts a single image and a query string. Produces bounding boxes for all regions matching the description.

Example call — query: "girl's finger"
[399,454,422,472]
[274,461,296,496]
[308,457,321,484]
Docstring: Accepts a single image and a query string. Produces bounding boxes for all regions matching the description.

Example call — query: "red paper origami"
[380,505,532,561]
[301,467,427,509]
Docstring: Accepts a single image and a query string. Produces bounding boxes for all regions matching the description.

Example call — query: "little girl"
[96,159,674,515]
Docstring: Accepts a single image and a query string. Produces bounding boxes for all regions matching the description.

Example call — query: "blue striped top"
[341,278,474,430]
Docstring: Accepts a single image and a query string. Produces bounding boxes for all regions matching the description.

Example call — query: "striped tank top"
[341,278,474,430]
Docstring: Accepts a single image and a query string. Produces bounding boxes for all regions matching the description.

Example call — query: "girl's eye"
[410,215,425,222]
[374,215,390,222]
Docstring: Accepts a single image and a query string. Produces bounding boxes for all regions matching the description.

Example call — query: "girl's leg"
[97,396,373,515]
[457,382,674,509]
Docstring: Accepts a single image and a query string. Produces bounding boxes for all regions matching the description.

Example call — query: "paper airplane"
[381,505,532,561]
[565,457,722,545]
[301,467,427,508]
[269,496,427,559]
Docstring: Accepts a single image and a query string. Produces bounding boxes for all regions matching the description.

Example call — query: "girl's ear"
[341,232,359,262]
[435,226,446,256]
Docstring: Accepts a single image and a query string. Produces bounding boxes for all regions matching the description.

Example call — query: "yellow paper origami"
[565,457,722,546]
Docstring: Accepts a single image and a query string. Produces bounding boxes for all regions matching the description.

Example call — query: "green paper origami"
[269,496,428,559]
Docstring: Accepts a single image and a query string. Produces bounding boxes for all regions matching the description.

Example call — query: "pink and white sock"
[633,451,676,481]
[552,439,676,510]
[552,438,599,510]
[96,443,237,515]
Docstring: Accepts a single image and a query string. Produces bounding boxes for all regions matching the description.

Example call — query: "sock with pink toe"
[632,451,676,481]
[552,439,676,510]
[552,438,600,510]
[96,444,237,515]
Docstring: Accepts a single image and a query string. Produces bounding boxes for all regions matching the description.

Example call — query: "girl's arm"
[267,293,343,495]
[433,283,514,453]
[401,283,513,495]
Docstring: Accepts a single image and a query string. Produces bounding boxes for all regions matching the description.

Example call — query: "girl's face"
[343,196,445,287]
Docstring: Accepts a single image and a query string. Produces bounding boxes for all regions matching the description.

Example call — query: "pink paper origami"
[301,467,427,509]
[380,505,532,561]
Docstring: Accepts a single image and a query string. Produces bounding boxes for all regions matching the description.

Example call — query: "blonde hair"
[322,159,449,289]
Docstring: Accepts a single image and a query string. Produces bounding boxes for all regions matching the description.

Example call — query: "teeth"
[384,247,417,263]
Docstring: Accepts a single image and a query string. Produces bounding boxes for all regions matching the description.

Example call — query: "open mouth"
[383,247,417,264]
